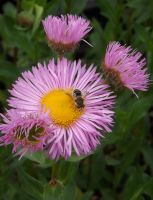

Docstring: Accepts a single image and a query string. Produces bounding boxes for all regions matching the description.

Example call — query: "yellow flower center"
[41,89,84,127]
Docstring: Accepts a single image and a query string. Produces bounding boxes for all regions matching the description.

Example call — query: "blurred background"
[0,0,153,199]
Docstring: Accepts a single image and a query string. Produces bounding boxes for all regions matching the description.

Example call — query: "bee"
[73,89,85,109]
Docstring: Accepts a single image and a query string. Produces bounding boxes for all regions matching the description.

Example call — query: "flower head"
[0,110,52,158]
[103,41,149,93]
[7,58,114,159]
[42,14,91,52]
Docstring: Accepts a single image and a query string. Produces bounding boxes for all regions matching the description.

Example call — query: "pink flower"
[7,58,114,159]
[0,110,52,158]
[103,41,149,93]
[42,14,91,52]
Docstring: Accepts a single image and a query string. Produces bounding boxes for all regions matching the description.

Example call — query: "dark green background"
[0,0,153,199]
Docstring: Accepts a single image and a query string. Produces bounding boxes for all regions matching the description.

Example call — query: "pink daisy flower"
[42,14,92,52]
[0,109,52,158]
[6,58,114,159]
[103,41,149,93]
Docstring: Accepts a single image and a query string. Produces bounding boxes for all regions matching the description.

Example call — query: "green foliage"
[24,151,56,168]
[0,0,153,199]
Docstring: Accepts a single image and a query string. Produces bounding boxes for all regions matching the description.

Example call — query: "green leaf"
[71,0,88,14]
[57,161,78,183]
[43,183,64,200]
[81,192,93,200]
[43,181,76,200]
[67,154,87,162]
[18,169,44,200]
[61,181,76,200]
[32,4,43,36]
[3,2,17,19]
[141,144,153,171]
[24,151,55,168]
[0,60,19,83]
[127,94,153,127]
[122,168,153,200]
[105,155,120,166]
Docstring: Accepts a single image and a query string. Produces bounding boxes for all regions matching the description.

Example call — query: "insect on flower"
[72,89,85,109]
[0,58,115,160]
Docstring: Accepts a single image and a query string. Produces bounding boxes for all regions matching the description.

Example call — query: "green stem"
[51,161,59,179]
[66,0,72,13]
[49,161,60,186]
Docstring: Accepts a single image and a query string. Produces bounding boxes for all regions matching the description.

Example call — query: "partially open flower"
[7,58,114,159]
[103,41,149,94]
[42,14,92,53]
[0,110,52,158]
